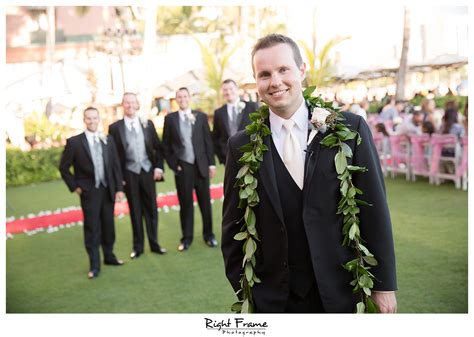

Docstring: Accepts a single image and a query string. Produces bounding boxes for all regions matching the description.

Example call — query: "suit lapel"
[260,132,285,226]
[118,119,127,148]
[80,133,93,163]
[220,106,231,136]
[140,120,151,150]
[191,110,197,135]
[101,138,109,174]
[303,130,326,201]
[172,111,181,137]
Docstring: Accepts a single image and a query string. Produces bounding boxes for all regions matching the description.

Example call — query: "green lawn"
[6,169,468,313]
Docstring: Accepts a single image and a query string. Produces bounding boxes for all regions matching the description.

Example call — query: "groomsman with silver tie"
[59,107,125,279]
[212,79,258,165]
[109,92,167,259]
[162,87,217,252]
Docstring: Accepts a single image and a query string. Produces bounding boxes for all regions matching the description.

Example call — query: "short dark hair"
[222,79,237,87]
[177,87,190,95]
[251,34,303,71]
[83,106,99,118]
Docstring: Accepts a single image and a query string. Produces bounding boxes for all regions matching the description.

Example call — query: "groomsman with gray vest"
[212,79,258,164]
[163,87,217,252]
[109,92,167,259]
[59,107,125,279]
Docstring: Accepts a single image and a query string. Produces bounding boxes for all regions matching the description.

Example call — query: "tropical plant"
[300,36,350,88]
[193,33,239,109]
[156,6,204,35]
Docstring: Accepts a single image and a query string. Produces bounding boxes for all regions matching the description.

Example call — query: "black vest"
[271,140,315,298]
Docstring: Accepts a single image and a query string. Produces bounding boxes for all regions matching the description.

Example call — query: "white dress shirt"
[178,108,193,122]
[124,115,141,133]
[84,129,100,148]
[269,100,309,163]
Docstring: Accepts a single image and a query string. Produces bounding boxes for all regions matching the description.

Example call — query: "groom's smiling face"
[253,43,306,118]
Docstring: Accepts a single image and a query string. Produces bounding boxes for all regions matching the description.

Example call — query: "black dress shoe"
[87,270,100,279]
[178,242,190,252]
[205,238,218,248]
[104,259,124,266]
[130,251,142,259]
[151,247,167,255]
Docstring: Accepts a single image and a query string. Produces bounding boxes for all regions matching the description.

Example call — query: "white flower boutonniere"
[99,132,107,145]
[185,112,196,125]
[139,116,148,129]
[308,107,331,145]
[237,101,246,113]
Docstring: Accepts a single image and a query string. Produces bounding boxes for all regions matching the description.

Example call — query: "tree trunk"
[395,7,410,101]
[140,5,158,118]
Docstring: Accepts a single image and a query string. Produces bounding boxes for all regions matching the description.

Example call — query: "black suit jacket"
[221,112,397,313]
[212,101,258,164]
[108,119,164,177]
[59,133,123,201]
[162,110,215,178]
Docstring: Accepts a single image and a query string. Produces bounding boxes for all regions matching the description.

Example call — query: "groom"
[221,34,397,313]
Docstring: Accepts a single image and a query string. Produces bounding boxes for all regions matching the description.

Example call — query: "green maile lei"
[231,86,379,314]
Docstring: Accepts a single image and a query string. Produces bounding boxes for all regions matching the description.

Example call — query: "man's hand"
[115,191,125,202]
[153,168,163,181]
[372,291,397,313]
[74,187,82,195]
[209,166,216,179]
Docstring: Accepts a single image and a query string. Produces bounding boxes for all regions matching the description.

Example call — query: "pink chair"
[455,136,468,190]
[373,132,388,176]
[388,134,411,180]
[429,134,461,188]
[409,134,431,182]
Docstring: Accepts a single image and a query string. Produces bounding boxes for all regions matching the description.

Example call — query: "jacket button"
[280,226,284,232]
[283,262,288,268]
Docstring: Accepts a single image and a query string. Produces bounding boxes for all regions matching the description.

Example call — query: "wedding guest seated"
[420,98,436,125]
[440,101,464,138]
[422,121,435,135]
[462,101,468,134]
[380,97,404,123]
[394,111,424,136]
[375,123,391,154]
[439,101,464,158]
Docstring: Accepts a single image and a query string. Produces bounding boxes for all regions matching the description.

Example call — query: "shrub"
[6,147,63,187]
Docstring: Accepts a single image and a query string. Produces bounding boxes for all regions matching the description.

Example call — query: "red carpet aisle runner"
[6,184,224,235]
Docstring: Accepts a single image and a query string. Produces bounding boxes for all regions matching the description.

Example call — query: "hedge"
[368,95,467,115]
[6,147,63,187]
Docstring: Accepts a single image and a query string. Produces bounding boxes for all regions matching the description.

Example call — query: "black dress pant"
[124,169,160,253]
[174,161,214,245]
[80,185,117,272]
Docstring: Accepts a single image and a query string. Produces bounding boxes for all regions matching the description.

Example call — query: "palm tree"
[300,36,350,88]
[395,7,410,101]
[193,33,238,110]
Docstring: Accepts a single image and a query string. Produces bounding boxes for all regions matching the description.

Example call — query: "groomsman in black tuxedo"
[59,107,125,279]
[212,79,258,164]
[108,92,167,259]
[162,87,217,252]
